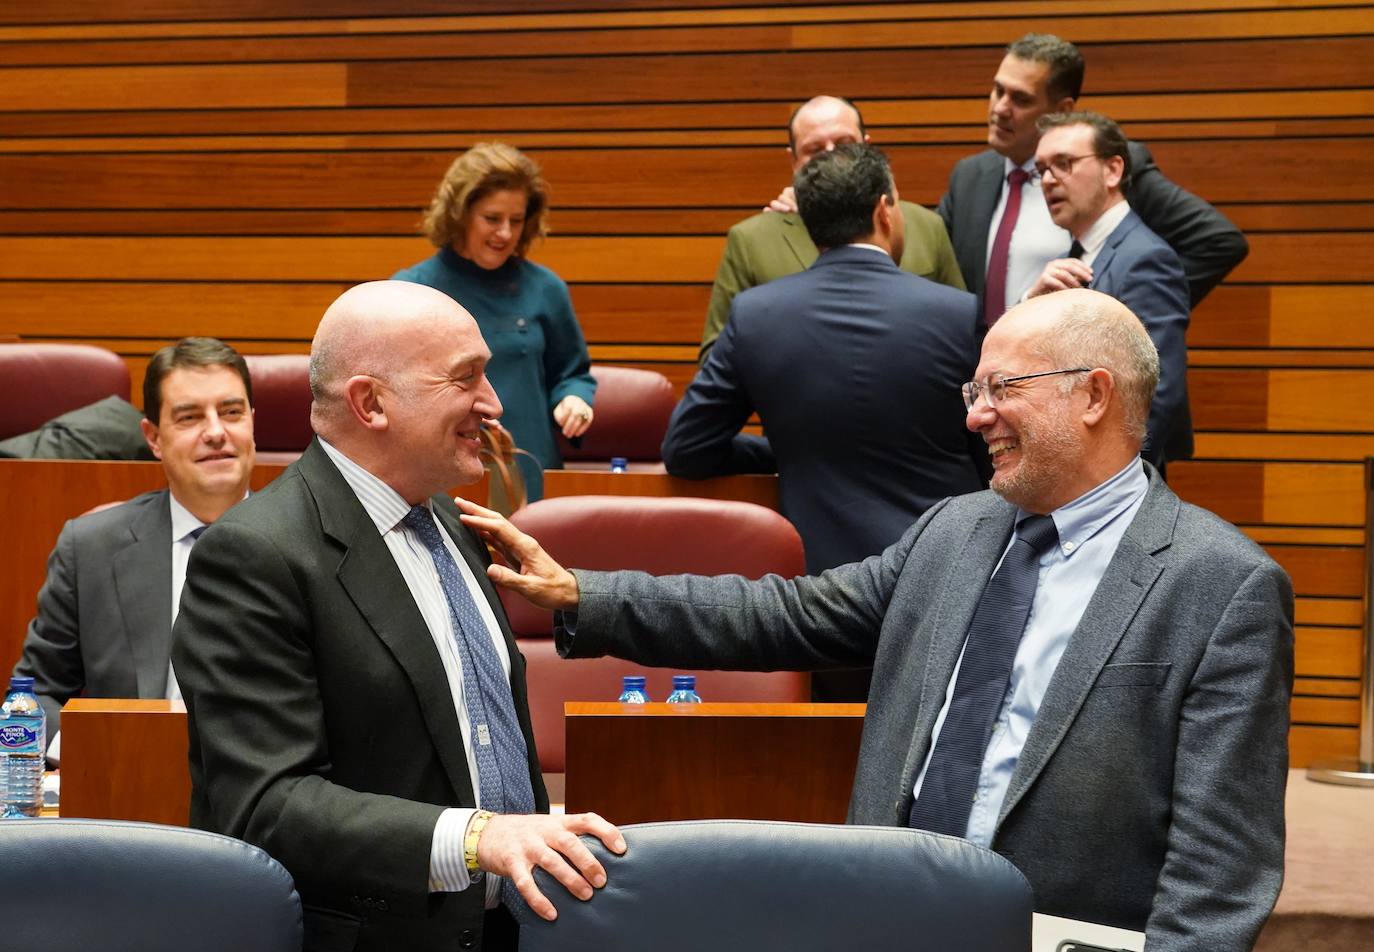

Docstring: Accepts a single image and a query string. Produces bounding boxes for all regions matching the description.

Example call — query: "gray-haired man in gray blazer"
[461,288,1293,951]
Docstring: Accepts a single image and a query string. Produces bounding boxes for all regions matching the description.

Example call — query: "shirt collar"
[1022,457,1149,556]
[167,493,206,544]
[1075,199,1131,260]
[845,242,891,257]
[318,437,421,536]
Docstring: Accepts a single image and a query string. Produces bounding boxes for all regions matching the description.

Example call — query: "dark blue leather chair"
[514,819,1033,951]
[0,818,302,952]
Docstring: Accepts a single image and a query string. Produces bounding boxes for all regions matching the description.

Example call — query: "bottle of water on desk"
[618,675,650,704]
[1,676,46,818]
[665,675,702,704]
[609,456,628,474]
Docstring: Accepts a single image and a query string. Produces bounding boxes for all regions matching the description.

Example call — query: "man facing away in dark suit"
[936,33,1247,319]
[1023,110,1191,469]
[13,337,256,761]
[172,281,624,952]
[462,288,1293,951]
[699,95,965,362]
[664,142,984,701]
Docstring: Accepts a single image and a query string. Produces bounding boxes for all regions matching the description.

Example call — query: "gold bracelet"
[464,809,495,873]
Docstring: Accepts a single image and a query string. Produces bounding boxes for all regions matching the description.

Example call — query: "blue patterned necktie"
[908,514,1059,836]
[400,506,536,822]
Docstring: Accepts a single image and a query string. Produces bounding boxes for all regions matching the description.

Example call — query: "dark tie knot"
[1007,168,1029,189]
[1015,514,1059,556]
[188,525,208,542]
[1067,240,1086,260]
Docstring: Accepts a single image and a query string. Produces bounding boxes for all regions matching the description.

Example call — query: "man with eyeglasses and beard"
[1023,110,1190,471]
[462,287,1293,952]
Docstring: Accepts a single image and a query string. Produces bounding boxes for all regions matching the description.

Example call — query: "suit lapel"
[997,472,1176,825]
[966,153,1006,294]
[1085,209,1141,292]
[113,491,174,697]
[900,504,1018,794]
[299,441,477,804]
[779,214,817,270]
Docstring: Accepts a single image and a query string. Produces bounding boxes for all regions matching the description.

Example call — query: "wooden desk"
[564,702,864,824]
[59,698,190,826]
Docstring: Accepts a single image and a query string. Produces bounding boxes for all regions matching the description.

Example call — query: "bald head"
[787,96,868,171]
[308,280,500,501]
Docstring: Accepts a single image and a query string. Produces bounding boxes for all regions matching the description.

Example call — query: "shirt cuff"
[429,807,476,892]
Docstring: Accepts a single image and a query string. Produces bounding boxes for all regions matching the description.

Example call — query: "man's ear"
[343,375,389,431]
[1081,368,1115,427]
[1102,154,1125,191]
[140,418,163,460]
[874,193,896,237]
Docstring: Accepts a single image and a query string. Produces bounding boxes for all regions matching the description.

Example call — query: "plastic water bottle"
[609,456,628,474]
[618,675,650,704]
[1,676,46,818]
[665,675,702,704]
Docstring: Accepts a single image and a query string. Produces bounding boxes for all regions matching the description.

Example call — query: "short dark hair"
[1007,33,1084,103]
[143,337,253,423]
[1037,110,1132,186]
[786,96,867,150]
[793,142,895,249]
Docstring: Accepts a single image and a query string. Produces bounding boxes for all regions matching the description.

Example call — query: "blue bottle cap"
[610,456,628,468]
[622,675,646,689]
[672,675,696,689]
[7,676,34,693]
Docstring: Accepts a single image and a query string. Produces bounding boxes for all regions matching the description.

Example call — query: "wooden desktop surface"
[564,702,866,824]
[58,698,190,826]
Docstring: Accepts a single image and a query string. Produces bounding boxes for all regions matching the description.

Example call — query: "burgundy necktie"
[983,168,1029,327]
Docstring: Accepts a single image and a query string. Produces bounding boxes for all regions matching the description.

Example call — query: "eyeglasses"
[1031,153,1104,183]
[961,368,1092,410]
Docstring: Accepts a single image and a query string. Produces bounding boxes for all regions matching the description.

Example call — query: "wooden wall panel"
[0,0,1369,765]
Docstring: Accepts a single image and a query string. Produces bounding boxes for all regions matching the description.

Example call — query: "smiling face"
[380,310,503,501]
[987,54,1068,165]
[965,313,1088,514]
[458,188,528,270]
[141,365,255,518]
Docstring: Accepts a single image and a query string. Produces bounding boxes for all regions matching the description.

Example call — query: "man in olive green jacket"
[700,95,965,362]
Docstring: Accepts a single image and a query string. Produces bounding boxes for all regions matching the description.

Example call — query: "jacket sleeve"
[700,224,754,364]
[540,274,596,409]
[1126,141,1248,306]
[13,520,85,730]
[663,310,775,478]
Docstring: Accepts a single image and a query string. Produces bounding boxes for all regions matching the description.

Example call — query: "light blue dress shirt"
[913,459,1150,846]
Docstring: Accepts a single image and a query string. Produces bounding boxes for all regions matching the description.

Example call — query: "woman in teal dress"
[394,142,596,500]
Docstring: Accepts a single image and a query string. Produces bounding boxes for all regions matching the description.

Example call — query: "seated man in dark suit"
[173,281,624,952]
[1023,111,1191,467]
[665,143,984,701]
[938,32,1247,324]
[700,95,965,362]
[12,337,255,760]
[465,287,1293,951]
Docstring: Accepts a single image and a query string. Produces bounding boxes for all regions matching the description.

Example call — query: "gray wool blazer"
[563,465,1293,951]
[15,489,175,730]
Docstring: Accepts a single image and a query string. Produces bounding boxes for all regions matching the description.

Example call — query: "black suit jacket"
[937,142,1247,307]
[662,245,985,573]
[172,439,547,952]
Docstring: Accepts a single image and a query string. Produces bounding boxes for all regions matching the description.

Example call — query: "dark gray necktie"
[1067,239,1085,260]
[908,514,1059,837]
[401,506,535,822]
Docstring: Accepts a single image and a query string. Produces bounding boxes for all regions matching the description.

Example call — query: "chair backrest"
[514,820,1033,952]
[506,495,810,771]
[556,364,676,462]
[0,343,129,439]
[244,353,313,460]
[0,818,303,952]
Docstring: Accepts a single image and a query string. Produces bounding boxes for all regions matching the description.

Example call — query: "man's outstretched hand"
[478,812,626,921]
[455,497,580,611]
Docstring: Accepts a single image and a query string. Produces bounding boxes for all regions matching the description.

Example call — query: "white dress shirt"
[319,438,511,904]
[985,155,1072,309]
[1074,199,1132,268]
[913,459,1150,846]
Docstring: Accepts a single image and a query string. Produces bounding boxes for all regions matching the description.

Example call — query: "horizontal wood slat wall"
[2,1,1370,764]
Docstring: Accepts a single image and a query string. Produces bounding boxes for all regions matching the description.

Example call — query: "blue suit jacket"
[1088,209,1193,464]
[662,245,984,573]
